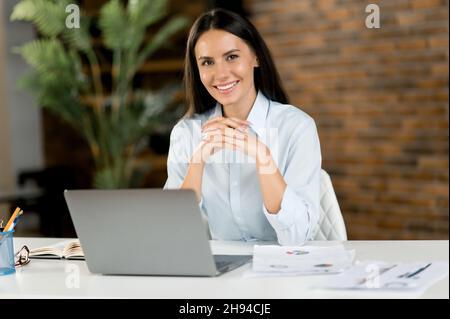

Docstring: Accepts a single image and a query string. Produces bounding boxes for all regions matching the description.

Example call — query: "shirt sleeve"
[263,118,322,245]
[163,119,191,189]
[163,119,206,215]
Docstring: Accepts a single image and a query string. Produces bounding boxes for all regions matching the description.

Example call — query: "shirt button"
[232,181,238,186]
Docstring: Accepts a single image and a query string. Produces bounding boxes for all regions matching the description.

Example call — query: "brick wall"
[246,0,449,239]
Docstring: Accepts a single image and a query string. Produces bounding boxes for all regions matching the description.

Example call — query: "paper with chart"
[316,261,449,292]
[251,244,355,275]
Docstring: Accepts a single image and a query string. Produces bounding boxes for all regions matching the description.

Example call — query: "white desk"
[1,238,448,299]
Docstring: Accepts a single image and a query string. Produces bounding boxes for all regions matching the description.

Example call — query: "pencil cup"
[0,230,15,275]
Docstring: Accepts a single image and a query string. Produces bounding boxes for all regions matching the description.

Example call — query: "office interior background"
[0,0,448,240]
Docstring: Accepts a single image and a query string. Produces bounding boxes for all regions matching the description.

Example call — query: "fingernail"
[237,126,248,133]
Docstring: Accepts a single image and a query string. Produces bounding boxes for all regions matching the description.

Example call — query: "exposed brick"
[411,0,443,9]
[247,0,449,240]
[395,38,428,50]
[428,36,450,48]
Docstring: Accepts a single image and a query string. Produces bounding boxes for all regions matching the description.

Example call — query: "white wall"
[0,0,44,191]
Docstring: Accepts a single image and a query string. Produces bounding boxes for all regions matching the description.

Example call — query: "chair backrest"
[310,169,347,241]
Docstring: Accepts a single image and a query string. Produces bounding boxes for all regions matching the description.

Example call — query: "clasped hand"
[192,116,268,164]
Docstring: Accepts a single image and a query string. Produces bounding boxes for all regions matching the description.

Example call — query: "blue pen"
[406,263,432,278]
[10,212,23,231]
[11,216,22,230]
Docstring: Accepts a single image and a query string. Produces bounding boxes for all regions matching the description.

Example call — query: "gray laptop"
[63,189,251,276]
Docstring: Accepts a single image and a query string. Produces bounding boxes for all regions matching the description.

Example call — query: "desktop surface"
[0,238,448,299]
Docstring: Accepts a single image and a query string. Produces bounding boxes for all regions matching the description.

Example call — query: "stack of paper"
[316,261,449,292]
[249,244,355,277]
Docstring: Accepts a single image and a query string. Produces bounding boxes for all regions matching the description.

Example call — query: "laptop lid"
[64,189,220,276]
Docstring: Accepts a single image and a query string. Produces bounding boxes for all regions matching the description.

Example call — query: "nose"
[214,61,231,82]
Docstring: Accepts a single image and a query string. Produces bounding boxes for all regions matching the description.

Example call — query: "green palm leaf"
[131,15,189,77]
[15,39,82,86]
[128,0,167,29]
[10,0,71,37]
[99,0,131,50]
[63,15,92,52]
[11,0,188,189]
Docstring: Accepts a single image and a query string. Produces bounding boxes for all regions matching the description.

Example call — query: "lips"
[214,81,239,93]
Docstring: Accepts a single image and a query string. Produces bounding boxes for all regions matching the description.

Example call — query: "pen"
[406,263,432,278]
[0,218,4,238]
[10,212,23,231]
[3,207,21,232]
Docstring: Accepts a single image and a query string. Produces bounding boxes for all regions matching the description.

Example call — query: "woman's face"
[194,29,259,108]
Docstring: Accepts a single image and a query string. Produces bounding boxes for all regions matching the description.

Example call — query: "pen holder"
[0,230,15,275]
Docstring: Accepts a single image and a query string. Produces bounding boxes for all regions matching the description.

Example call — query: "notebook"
[29,239,85,260]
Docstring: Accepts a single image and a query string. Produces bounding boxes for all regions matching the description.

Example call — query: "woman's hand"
[202,116,250,133]
[196,116,270,162]
[191,116,249,164]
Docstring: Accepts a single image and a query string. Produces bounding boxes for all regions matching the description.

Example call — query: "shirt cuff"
[263,185,310,232]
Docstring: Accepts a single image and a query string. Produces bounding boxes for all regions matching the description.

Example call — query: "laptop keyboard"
[215,261,231,269]
[213,255,252,273]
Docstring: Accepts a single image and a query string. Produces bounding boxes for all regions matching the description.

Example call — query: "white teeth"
[216,81,238,90]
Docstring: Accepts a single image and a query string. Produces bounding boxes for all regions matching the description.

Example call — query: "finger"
[205,116,250,126]
[202,116,225,129]
[205,116,224,123]
[221,118,250,131]
[222,128,247,140]
[208,140,236,149]
[222,117,250,127]
[203,140,236,157]
[202,116,250,131]
[203,124,248,136]
[220,127,247,140]
[202,123,230,133]
[202,129,224,142]
[210,135,246,150]
[203,128,246,141]
[203,121,241,132]
[203,124,248,135]
[202,131,237,146]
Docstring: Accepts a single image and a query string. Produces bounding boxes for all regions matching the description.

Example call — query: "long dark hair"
[183,8,289,117]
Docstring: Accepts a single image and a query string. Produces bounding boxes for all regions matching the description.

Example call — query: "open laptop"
[63,189,252,276]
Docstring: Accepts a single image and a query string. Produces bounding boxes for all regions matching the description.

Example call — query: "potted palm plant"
[11,0,188,188]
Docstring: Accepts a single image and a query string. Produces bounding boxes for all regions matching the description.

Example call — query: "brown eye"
[226,54,238,61]
[202,60,213,66]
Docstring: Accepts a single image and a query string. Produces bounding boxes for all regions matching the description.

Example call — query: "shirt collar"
[211,91,270,137]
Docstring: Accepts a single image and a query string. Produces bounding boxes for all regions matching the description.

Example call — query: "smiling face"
[194,29,259,113]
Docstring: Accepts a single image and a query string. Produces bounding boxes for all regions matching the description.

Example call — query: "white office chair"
[310,169,347,241]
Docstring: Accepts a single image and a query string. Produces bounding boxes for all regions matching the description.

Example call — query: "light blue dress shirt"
[164,91,322,245]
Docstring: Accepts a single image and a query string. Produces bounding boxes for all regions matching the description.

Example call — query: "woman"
[164,8,322,245]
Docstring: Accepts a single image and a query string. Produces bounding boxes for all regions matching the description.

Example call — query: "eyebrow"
[198,49,240,60]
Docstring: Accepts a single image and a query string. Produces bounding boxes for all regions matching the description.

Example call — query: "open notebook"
[29,239,85,260]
